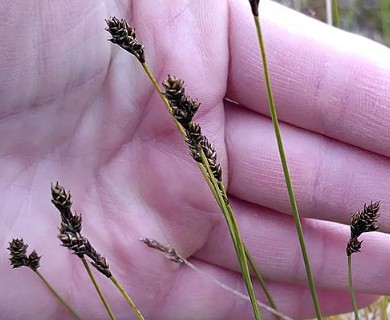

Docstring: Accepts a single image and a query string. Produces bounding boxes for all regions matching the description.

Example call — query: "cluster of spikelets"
[346,201,380,256]
[51,182,112,277]
[8,238,41,272]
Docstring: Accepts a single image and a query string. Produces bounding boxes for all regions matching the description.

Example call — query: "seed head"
[346,201,380,256]
[350,201,380,239]
[105,16,145,63]
[51,182,73,220]
[8,239,41,271]
[162,75,186,105]
[28,250,41,271]
[346,237,362,256]
[140,237,183,264]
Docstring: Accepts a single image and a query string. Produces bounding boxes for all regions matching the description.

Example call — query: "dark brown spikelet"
[28,250,42,271]
[346,237,362,256]
[105,16,145,63]
[350,201,380,239]
[139,237,183,264]
[90,255,112,278]
[346,201,380,256]
[184,124,222,181]
[162,74,222,181]
[58,229,84,254]
[185,123,203,162]
[78,237,112,277]
[8,239,41,271]
[162,75,185,105]
[162,75,200,126]
[51,182,81,233]
[200,136,222,181]
[173,97,200,126]
[248,0,260,16]
[8,238,29,269]
[51,181,73,221]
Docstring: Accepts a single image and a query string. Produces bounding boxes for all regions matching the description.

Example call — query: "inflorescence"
[105,16,145,63]
[139,237,183,264]
[346,201,380,256]
[162,75,222,182]
[51,182,112,277]
[8,238,41,271]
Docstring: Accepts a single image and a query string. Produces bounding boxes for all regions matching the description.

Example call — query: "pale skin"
[1,0,390,319]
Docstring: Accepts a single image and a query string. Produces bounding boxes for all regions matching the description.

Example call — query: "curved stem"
[252,14,322,320]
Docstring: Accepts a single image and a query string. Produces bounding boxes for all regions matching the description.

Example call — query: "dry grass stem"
[140,237,292,320]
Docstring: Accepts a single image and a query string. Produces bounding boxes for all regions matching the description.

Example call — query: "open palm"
[2,1,390,319]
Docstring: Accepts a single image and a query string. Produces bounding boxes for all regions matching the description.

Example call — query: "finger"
[195,196,390,296]
[227,0,390,157]
[158,258,375,319]
[225,102,390,231]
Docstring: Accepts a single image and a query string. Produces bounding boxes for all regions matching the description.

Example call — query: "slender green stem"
[35,270,83,320]
[252,15,322,319]
[348,255,359,320]
[200,162,278,316]
[109,276,145,320]
[142,63,172,114]
[141,61,264,319]
[200,151,263,320]
[80,257,116,320]
[244,246,280,319]
[332,0,340,28]
[198,149,278,316]
[217,182,279,316]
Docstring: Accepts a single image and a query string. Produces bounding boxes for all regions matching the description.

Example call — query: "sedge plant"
[104,15,282,320]
[51,182,145,320]
[7,239,83,320]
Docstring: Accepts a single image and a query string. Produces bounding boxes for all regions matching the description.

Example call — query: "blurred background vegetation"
[275,0,390,47]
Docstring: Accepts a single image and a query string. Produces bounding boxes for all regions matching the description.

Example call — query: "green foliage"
[275,0,389,47]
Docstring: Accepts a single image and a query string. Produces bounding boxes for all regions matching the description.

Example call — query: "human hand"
[1,1,390,319]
